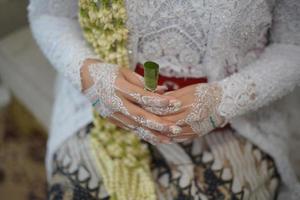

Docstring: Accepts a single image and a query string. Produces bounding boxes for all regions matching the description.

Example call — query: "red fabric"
[135,63,207,92]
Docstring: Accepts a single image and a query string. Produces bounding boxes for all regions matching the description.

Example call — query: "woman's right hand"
[81,59,182,144]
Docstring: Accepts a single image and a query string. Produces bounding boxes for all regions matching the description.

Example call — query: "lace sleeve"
[27,0,98,91]
[218,0,300,120]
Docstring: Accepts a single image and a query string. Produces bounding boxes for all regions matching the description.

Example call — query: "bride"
[28,0,300,199]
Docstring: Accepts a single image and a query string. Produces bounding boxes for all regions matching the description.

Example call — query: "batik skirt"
[48,122,280,200]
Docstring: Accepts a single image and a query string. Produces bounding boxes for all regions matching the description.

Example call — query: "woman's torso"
[49,0,277,175]
[126,0,275,80]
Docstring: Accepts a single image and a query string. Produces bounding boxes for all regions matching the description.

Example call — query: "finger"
[115,77,181,108]
[164,84,201,98]
[116,78,168,107]
[112,112,172,143]
[174,120,203,136]
[161,110,191,124]
[121,68,167,94]
[171,134,198,143]
[143,103,190,117]
[169,133,198,139]
[120,68,143,86]
[164,126,196,137]
[171,138,190,143]
[107,117,131,131]
[156,85,169,94]
[107,117,168,145]
[179,126,194,133]
[120,97,182,135]
[133,127,165,145]
[143,105,183,116]
[164,87,187,98]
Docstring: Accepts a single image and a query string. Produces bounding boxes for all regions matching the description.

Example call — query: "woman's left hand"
[154,83,226,142]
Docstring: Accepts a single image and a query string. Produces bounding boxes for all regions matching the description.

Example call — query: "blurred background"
[0,0,56,199]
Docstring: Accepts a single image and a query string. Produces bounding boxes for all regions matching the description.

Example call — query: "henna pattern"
[178,84,225,136]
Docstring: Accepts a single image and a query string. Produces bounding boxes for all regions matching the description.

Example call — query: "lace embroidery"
[218,73,257,120]
[133,127,159,145]
[84,63,129,117]
[180,84,224,136]
[84,61,185,142]
[129,93,169,107]
[125,0,208,77]
[125,0,273,78]
[129,93,182,116]
[110,115,161,145]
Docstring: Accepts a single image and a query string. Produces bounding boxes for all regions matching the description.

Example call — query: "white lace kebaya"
[28,0,300,198]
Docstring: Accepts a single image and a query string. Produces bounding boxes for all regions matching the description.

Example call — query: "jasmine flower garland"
[78,0,156,199]
[90,113,156,200]
[79,0,129,67]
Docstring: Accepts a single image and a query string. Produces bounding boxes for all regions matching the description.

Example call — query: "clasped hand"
[82,60,225,144]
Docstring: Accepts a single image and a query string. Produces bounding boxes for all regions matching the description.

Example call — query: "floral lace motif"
[218,73,257,120]
[125,0,273,78]
[84,63,129,117]
[125,0,208,77]
[218,45,300,121]
[181,84,224,136]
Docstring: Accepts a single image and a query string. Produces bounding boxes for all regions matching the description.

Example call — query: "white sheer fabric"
[28,0,98,91]
[28,0,300,198]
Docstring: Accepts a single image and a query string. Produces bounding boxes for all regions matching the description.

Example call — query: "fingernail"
[173,138,189,143]
[169,99,182,108]
[169,125,182,136]
[161,139,172,144]
[141,96,169,107]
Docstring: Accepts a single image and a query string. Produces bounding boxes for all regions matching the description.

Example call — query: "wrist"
[80,58,102,91]
[208,83,227,128]
[217,73,256,120]
[82,62,121,117]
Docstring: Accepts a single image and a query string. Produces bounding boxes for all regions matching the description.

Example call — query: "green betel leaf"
[144,61,159,92]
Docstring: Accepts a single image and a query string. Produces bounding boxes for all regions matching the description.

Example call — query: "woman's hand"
[157,83,226,143]
[81,59,183,144]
